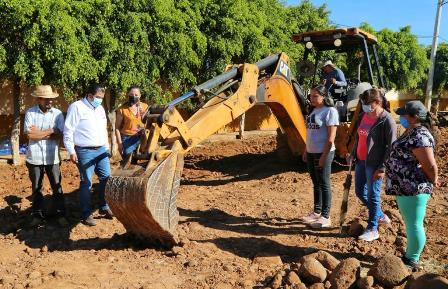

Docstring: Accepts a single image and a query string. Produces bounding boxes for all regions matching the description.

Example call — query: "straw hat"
[322,60,336,68]
[31,85,59,98]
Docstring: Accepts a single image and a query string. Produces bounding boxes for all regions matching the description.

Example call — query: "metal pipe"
[425,0,444,110]
[372,44,386,89]
[167,54,280,107]
[354,34,375,85]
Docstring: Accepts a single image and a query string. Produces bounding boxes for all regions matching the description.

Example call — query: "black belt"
[75,145,101,150]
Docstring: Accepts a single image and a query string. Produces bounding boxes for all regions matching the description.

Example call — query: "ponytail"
[418,111,438,147]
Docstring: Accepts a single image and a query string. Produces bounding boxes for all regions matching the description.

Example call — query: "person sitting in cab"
[320,60,347,100]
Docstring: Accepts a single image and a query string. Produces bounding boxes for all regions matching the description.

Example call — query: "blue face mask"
[362,103,374,113]
[399,116,409,128]
[89,96,103,108]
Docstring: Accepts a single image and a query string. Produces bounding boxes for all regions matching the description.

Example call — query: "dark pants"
[26,162,65,217]
[306,151,335,218]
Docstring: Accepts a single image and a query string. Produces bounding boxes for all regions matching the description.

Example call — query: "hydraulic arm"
[105,53,308,247]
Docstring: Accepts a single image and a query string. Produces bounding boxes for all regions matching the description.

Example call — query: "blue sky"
[286,0,448,46]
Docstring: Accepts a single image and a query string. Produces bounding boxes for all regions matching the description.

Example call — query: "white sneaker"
[379,214,391,225]
[300,212,321,224]
[358,229,379,241]
[309,216,331,228]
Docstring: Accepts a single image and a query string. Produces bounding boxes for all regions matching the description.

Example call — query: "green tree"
[377,26,430,91]
[432,42,448,94]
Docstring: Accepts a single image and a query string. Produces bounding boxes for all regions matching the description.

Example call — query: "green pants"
[396,194,430,263]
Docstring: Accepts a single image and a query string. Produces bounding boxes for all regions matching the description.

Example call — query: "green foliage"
[0,0,333,105]
[432,43,448,94]
[377,26,430,91]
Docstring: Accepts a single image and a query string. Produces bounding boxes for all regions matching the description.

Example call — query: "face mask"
[362,103,374,113]
[128,95,140,105]
[399,116,409,128]
[90,96,103,108]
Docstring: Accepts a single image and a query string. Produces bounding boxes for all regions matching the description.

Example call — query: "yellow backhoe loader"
[105,28,394,247]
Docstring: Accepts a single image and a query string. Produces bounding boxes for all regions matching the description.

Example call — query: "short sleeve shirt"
[385,126,435,196]
[305,106,339,153]
[24,106,65,165]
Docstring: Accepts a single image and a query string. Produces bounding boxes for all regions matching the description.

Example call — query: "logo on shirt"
[306,114,322,130]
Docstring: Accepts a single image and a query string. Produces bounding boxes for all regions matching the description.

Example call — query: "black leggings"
[306,151,334,218]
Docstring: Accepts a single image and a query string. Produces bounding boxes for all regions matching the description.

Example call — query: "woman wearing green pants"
[385,100,439,270]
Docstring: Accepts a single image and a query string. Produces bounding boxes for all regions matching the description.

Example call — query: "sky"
[286,0,448,46]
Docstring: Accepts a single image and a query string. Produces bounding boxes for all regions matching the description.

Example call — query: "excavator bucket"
[105,151,184,247]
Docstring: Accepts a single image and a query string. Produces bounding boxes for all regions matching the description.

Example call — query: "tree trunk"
[11,81,21,165]
[105,88,118,157]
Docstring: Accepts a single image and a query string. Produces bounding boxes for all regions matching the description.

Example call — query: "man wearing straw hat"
[320,60,347,97]
[24,85,67,226]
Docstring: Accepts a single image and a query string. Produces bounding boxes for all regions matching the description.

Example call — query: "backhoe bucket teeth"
[105,151,184,247]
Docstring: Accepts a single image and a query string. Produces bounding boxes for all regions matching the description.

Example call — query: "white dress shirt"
[63,98,109,155]
[24,106,65,165]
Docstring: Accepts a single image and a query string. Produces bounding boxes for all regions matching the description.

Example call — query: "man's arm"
[63,104,79,157]
[334,69,347,87]
[24,110,55,141]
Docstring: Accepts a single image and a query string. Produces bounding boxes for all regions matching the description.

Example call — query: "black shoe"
[82,216,97,226]
[401,255,420,271]
[99,207,114,219]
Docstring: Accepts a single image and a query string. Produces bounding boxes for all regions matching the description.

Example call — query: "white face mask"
[89,96,103,108]
[362,103,374,113]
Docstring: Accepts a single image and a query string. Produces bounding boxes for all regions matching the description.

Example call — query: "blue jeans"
[121,133,141,158]
[306,151,335,218]
[75,146,110,219]
[355,160,385,230]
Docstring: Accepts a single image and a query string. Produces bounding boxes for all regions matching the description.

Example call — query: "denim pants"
[75,146,110,219]
[355,160,385,230]
[121,134,141,158]
[306,151,335,218]
[26,162,65,216]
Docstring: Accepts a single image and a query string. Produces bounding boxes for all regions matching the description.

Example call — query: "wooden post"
[237,113,245,139]
[10,81,21,165]
[105,88,118,158]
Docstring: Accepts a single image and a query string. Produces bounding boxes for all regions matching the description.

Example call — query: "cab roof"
[292,27,378,51]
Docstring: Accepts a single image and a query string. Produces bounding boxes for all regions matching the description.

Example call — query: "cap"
[394,100,428,119]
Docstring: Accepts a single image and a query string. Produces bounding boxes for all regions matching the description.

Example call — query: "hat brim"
[31,92,59,99]
[394,107,407,115]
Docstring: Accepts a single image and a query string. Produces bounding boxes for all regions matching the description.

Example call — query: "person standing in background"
[115,85,148,164]
[63,83,114,226]
[24,85,67,227]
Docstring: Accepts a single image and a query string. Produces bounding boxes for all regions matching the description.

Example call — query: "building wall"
[0,80,280,143]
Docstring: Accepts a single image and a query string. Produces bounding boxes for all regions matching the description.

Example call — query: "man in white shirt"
[63,83,113,226]
[24,85,67,226]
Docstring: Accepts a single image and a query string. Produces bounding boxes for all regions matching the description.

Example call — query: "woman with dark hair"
[348,88,397,241]
[301,84,339,228]
[385,100,438,270]
[115,85,149,163]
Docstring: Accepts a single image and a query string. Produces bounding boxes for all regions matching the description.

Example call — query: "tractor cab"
[293,27,387,121]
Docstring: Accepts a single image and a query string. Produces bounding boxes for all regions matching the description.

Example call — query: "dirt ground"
[0,128,447,289]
